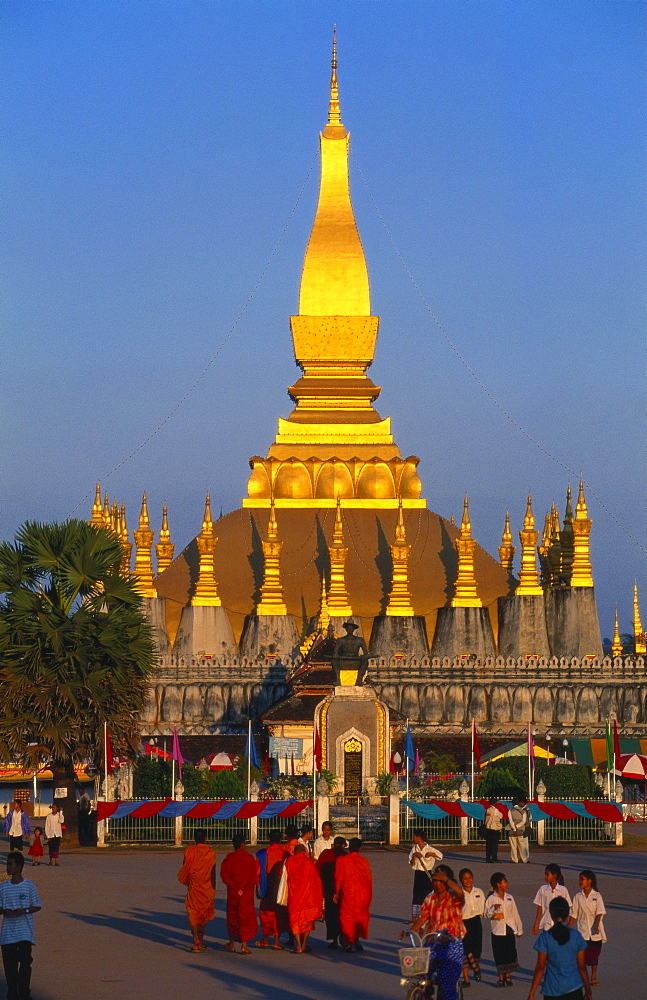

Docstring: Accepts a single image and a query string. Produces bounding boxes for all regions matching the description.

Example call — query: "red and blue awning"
[97,798,312,822]
[403,799,623,823]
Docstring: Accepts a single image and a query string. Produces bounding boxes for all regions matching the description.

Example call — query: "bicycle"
[398,929,465,1000]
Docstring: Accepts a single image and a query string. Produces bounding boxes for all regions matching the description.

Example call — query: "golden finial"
[538,510,552,588]
[611,606,622,657]
[547,503,563,588]
[571,479,594,587]
[155,504,175,578]
[327,25,343,127]
[498,511,516,577]
[387,500,414,615]
[560,485,574,585]
[452,495,481,607]
[133,492,155,597]
[118,503,132,575]
[449,514,455,526]
[319,575,331,633]
[192,494,220,606]
[90,482,104,525]
[119,504,128,541]
[103,493,110,525]
[328,494,352,617]
[634,582,646,654]
[257,501,287,615]
[517,495,543,596]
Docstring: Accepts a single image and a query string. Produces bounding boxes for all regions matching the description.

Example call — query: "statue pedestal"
[316,686,389,797]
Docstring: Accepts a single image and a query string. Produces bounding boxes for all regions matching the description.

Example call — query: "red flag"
[105,729,114,775]
[389,752,396,775]
[314,725,322,772]
[263,751,270,776]
[613,719,621,769]
[472,719,481,770]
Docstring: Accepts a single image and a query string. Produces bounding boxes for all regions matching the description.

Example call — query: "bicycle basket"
[398,946,430,978]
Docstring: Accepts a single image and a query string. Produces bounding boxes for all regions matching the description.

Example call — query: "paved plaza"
[12,839,647,1000]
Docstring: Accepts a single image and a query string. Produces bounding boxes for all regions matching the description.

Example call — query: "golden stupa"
[151,37,510,647]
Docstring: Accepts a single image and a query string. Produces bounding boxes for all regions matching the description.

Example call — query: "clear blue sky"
[2,1,645,638]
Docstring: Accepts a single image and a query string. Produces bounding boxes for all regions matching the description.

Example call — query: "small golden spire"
[452,495,481,607]
[318,575,331,633]
[634,582,646,654]
[387,501,414,616]
[133,492,155,597]
[538,510,552,588]
[570,479,594,587]
[327,25,343,128]
[103,493,111,527]
[118,503,132,575]
[155,504,175,578]
[611,606,623,657]
[192,493,221,606]
[90,482,104,525]
[257,499,287,615]
[547,503,562,588]
[498,511,516,577]
[328,496,352,616]
[517,495,543,596]
[449,514,455,526]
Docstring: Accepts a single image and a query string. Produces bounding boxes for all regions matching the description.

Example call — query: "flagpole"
[405,719,410,816]
[312,724,317,834]
[471,718,475,800]
[247,719,251,801]
[104,721,108,794]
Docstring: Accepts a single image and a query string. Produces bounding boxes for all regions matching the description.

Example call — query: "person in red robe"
[334,837,372,953]
[284,823,300,856]
[317,836,347,949]
[177,829,216,952]
[220,834,260,954]
[285,844,323,953]
[256,829,288,949]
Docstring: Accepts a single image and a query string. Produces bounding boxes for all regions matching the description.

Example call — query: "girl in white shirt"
[485,872,523,987]
[569,869,606,986]
[532,863,572,935]
[459,868,485,986]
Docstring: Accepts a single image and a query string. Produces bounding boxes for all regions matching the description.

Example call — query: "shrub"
[133,757,172,798]
[477,766,524,801]
[477,756,595,799]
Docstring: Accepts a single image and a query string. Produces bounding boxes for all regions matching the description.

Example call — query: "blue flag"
[246,727,259,769]
[405,723,415,772]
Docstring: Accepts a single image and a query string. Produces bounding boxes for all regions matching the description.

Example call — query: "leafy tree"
[423,751,458,776]
[0,520,155,845]
[477,766,524,800]
[477,757,595,799]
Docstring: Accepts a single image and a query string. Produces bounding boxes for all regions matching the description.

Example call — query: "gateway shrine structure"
[88,41,645,790]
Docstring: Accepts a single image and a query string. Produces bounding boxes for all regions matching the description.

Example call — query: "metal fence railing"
[399,802,461,844]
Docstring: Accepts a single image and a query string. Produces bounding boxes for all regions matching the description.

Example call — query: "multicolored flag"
[414,748,421,776]
[313,725,323,772]
[605,720,613,772]
[613,719,621,771]
[405,723,415,772]
[245,725,259,769]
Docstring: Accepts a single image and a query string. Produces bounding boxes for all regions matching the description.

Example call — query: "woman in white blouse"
[459,868,485,986]
[532,863,572,935]
[569,869,606,986]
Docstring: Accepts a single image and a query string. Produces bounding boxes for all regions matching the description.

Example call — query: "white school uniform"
[462,886,486,919]
[533,883,572,932]
[571,889,607,942]
[484,892,523,936]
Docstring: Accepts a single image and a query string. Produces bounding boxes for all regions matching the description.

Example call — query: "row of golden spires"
[88,481,644,649]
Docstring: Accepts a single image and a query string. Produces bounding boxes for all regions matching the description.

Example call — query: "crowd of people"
[404,829,606,1000]
[178,822,373,958]
[2,802,65,867]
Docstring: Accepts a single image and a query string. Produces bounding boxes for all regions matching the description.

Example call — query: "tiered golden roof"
[452,496,481,607]
[191,494,221,606]
[516,496,543,596]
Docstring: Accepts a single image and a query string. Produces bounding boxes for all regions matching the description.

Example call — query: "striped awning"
[97,798,311,821]
[569,738,647,768]
[403,799,623,823]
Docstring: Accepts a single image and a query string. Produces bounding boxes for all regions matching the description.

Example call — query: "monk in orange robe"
[334,837,372,952]
[285,844,323,953]
[177,828,216,952]
[220,834,260,954]
[257,829,288,948]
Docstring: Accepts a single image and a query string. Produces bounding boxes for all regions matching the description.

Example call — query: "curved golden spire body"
[192,494,221,606]
[386,502,414,616]
[634,582,646,654]
[498,510,516,577]
[155,504,175,578]
[570,480,594,587]
[517,495,543,596]
[611,606,622,656]
[257,500,287,615]
[327,497,352,616]
[133,492,155,597]
[452,496,481,607]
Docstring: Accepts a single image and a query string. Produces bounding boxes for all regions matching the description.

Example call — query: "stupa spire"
[133,492,155,597]
[386,501,414,616]
[327,26,342,127]
[634,582,646,654]
[517,495,543,596]
[257,499,287,615]
[318,575,331,633]
[103,493,111,527]
[452,496,481,607]
[560,485,574,585]
[570,479,594,587]
[498,511,516,578]
[327,496,352,616]
[118,503,132,576]
[538,510,552,588]
[155,504,175,577]
[611,606,622,657]
[191,494,221,606]
[90,482,104,525]
[548,504,562,588]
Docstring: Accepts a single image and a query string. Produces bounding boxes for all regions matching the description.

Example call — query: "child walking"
[532,863,572,935]
[569,869,606,986]
[0,852,42,1000]
[484,872,523,987]
[459,868,485,986]
[27,830,43,868]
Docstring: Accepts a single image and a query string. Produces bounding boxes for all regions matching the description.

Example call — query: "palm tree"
[0,520,155,845]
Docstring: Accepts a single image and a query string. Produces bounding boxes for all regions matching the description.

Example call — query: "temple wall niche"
[445,684,465,723]
[141,686,160,724]
[401,684,422,720]
[490,687,511,722]
[161,685,183,722]
[533,687,553,724]
[421,684,445,722]
[183,685,204,723]
[577,687,599,724]
[512,687,532,722]
[203,685,227,723]
[466,686,487,723]
[228,685,248,723]
[598,689,618,720]
[379,684,401,715]
[621,689,640,724]
[555,688,575,724]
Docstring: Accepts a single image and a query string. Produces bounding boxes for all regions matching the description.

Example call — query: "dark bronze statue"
[331,621,368,685]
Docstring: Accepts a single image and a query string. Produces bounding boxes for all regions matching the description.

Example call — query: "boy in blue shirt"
[0,853,41,1000]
